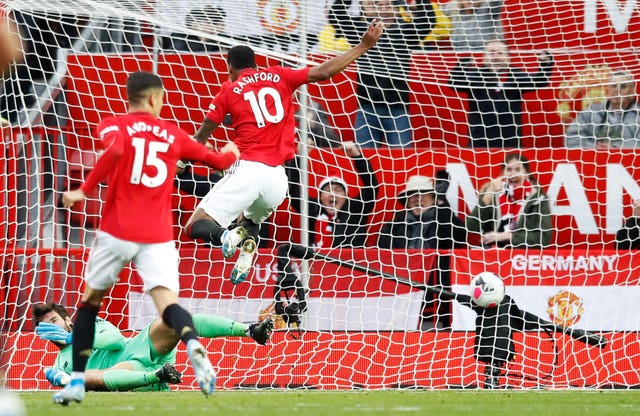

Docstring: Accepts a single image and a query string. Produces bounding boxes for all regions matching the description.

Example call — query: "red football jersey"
[81,112,236,243]
[206,66,310,166]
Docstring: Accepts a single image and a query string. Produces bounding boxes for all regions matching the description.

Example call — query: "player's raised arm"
[307,19,384,82]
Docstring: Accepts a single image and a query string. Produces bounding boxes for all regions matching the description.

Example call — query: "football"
[470,272,505,308]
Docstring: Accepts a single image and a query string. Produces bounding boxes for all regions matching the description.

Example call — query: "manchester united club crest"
[556,64,611,124]
[546,290,584,327]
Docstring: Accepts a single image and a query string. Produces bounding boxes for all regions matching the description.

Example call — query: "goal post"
[2,0,640,390]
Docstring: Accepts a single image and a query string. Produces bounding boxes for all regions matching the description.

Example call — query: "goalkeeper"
[32,303,272,392]
[430,275,565,389]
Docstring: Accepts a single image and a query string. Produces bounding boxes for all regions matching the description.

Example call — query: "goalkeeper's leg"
[482,361,506,389]
[148,314,274,355]
[82,364,182,391]
[193,314,273,345]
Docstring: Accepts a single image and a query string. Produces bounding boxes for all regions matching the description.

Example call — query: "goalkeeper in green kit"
[32,303,272,391]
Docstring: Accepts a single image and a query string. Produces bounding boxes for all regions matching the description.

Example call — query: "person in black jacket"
[286,141,378,248]
[378,171,466,328]
[448,39,553,148]
[329,0,435,147]
[378,172,467,250]
[615,198,640,249]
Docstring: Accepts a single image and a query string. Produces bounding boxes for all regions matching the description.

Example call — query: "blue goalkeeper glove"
[36,322,73,345]
[44,367,71,387]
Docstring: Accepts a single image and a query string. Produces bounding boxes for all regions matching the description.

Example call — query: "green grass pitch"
[19,390,640,416]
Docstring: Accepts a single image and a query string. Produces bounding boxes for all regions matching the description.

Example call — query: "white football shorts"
[85,230,179,293]
[197,159,288,227]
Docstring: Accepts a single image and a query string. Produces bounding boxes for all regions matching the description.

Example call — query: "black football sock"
[162,303,199,345]
[188,218,226,244]
[72,301,100,372]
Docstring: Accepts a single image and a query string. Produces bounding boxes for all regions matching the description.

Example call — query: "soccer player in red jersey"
[186,20,385,284]
[55,71,240,405]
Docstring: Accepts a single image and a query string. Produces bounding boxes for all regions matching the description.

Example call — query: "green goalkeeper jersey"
[53,318,175,376]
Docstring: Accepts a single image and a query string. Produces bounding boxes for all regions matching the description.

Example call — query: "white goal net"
[2,0,640,391]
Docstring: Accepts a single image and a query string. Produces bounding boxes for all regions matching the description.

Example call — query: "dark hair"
[185,6,226,29]
[227,45,255,71]
[502,153,537,184]
[32,303,71,327]
[126,71,163,105]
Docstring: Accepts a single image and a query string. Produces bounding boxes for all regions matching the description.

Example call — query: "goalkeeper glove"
[44,367,71,387]
[36,322,73,345]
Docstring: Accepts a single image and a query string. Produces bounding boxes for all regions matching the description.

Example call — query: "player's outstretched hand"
[360,19,384,50]
[342,141,361,158]
[220,141,240,159]
[36,322,73,345]
[61,189,85,208]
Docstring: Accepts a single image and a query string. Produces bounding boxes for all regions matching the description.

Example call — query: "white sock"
[70,371,85,382]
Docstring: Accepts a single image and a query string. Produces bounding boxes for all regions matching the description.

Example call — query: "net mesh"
[1,0,640,390]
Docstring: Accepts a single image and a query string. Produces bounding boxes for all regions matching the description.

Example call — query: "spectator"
[286,141,378,248]
[448,39,553,148]
[330,0,436,147]
[466,153,552,248]
[442,0,503,51]
[418,1,453,49]
[565,71,640,149]
[615,199,640,249]
[378,173,467,249]
[2,10,81,124]
[163,6,227,53]
[378,171,466,329]
[317,23,350,53]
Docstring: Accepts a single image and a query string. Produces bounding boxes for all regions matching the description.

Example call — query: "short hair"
[484,38,508,51]
[227,45,255,71]
[32,303,70,327]
[609,70,635,86]
[502,152,537,184]
[126,71,163,105]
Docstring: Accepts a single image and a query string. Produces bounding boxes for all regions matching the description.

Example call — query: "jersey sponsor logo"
[546,290,584,327]
[511,254,618,272]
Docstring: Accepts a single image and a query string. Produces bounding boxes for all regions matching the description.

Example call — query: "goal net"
[2,0,640,390]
